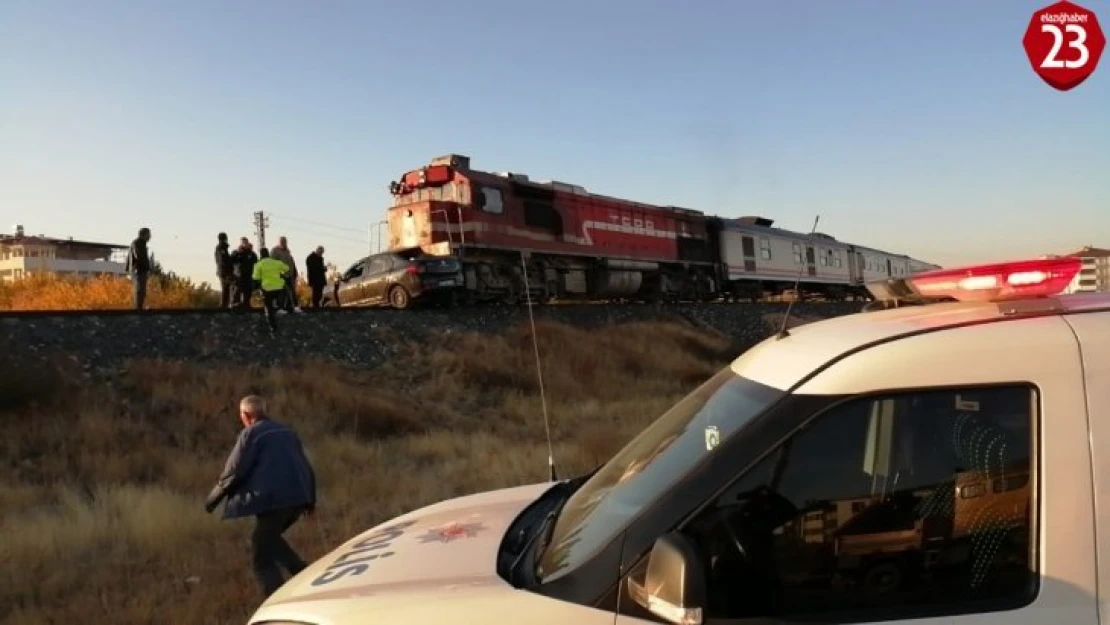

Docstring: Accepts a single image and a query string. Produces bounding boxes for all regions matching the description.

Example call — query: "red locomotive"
[386,154,719,303]
[385,154,939,304]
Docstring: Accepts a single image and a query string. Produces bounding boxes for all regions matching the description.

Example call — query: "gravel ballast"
[0,302,864,370]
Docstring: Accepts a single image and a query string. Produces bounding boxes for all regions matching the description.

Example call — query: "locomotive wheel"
[389,285,411,310]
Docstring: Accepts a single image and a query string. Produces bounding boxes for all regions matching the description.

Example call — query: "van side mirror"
[626,532,707,625]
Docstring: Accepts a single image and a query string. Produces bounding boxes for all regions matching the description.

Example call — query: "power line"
[267,212,368,235]
[268,219,370,246]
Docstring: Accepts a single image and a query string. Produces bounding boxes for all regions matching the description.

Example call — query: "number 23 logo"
[1040,23,1090,68]
[1022,1,1105,91]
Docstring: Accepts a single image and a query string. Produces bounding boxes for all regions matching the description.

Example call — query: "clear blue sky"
[2,0,1107,284]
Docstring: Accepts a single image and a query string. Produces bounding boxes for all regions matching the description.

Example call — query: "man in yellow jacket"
[252,247,291,336]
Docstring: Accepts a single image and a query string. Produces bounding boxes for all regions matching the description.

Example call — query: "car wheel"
[389,285,411,310]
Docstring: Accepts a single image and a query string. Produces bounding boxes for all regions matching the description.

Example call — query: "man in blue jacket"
[204,394,317,598]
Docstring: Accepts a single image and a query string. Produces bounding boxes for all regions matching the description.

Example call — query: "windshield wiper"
[529,497,567,584]
[508,506,557,586]
[507,468,596,587]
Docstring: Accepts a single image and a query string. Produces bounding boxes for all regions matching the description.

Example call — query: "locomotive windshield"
[533,367,783,584]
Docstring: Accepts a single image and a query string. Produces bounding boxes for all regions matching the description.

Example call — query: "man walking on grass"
[204,395,317,599]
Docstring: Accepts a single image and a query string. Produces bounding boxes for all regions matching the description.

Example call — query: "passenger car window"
[343,261,365,280]
[681,384,1037,622]
[367,257,390,275]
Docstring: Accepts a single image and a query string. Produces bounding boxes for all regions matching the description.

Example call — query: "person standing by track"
[253,247,290,337]
[230,237,258,309]
[125,227,152,310]
[269,236,301,313]
[214,232,234,308]
[304,246,328,309]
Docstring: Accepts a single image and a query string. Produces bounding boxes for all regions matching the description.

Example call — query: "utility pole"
[253,210,269,250]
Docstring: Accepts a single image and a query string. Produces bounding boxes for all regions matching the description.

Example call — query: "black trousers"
[233,279,253,309]
[262,289,282,332]
[310,283,325,308]
[132,272,148,310]
[219,277,233,308]
[251,506,308,597]
[282,277,297,311]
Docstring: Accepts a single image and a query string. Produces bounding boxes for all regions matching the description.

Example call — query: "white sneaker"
[294,307,304,314]
[277,309,288,315]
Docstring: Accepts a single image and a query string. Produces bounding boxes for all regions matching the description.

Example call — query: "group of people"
[213,233,332,335]
[123,228,333,327]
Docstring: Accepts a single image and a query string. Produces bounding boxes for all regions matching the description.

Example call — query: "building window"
[682,383,1037,621]
[760,237,771,261]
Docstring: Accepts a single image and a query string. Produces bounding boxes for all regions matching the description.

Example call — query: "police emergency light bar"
[866,256,1083,304]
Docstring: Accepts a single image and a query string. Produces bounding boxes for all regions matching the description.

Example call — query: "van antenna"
[775,214,821,340]
[520,252,557,482]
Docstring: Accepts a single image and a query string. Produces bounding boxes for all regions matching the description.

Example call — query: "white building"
[0,225,128,283]
[1063,246,1110,294]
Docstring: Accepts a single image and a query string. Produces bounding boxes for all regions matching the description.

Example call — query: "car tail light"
[406,264,425,275]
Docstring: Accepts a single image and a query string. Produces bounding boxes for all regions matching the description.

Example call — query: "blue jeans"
[132,272,148,310]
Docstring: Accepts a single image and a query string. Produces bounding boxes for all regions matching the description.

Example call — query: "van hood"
[249,481,557,624]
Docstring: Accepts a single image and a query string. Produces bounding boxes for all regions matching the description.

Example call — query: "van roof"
[731,292,1110,392]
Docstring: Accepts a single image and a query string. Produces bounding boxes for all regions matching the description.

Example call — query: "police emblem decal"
[418,521,487,544]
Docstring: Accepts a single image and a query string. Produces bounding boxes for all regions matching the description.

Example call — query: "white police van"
[248,256,1110,625]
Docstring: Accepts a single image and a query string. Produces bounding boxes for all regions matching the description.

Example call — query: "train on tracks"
[382,154,940,305]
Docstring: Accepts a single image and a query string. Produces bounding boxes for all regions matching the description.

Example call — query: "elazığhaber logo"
[1023,0,1105,91]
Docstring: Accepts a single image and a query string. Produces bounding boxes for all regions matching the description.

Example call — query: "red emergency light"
[904,256,1082,303]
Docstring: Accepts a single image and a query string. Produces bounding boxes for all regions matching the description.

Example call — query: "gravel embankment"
[1,302,862,370]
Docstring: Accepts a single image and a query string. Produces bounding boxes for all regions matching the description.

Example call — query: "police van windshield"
[535,367,784,583]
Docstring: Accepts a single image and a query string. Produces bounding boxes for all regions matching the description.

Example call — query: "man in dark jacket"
[204,395,317,598]
[229,238,259,309]
[304,245,327,309]
[125,227,152,310]
[214,232,234,308]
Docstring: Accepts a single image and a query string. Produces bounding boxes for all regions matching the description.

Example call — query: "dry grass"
[0,318,745,624]
[0,273,318,310]
[0,273,220,310]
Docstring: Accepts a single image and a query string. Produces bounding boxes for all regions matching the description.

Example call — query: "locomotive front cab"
[387,155,475,256]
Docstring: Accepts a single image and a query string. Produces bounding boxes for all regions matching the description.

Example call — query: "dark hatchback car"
[323,248,463,309]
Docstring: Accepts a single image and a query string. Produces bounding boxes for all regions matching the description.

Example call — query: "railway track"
[0,298,864,319]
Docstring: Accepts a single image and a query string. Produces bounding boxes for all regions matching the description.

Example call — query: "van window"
[676,384,1037,622]
[535,368,785,584]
